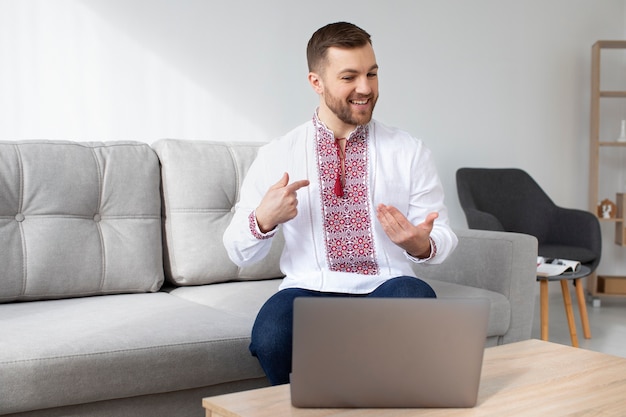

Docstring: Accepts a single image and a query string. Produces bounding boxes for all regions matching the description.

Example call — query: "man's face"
[312,44,379,134]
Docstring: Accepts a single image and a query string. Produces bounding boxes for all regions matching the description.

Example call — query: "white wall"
[1,0,625,274]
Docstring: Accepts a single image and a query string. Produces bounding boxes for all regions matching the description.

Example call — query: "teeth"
[351,100,368,105]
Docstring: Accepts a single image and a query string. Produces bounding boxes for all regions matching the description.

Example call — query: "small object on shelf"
[597,198,616,219]
[619,120,626,142]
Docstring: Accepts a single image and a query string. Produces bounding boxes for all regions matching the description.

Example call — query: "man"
[223,22,458,385]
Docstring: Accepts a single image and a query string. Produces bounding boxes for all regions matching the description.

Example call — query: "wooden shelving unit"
[588,40,626,298]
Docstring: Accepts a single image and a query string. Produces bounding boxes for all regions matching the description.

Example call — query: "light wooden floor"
[531,287,626,358]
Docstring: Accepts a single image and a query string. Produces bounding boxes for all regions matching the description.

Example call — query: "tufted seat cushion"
[0,141,164,303]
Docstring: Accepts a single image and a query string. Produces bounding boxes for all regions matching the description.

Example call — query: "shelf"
[599,217,624,222]
[600,91,626,98]
[595,40,626,48]
[589,41,626,297]
[597,276,626,295]
[599,142,626,146]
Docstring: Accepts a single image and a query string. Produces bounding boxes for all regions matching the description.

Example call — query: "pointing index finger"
[285,179,310,193]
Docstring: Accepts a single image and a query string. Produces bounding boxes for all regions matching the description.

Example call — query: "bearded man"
[223,21,458,385]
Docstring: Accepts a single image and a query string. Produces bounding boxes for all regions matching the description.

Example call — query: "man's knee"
[249,288,316,385]
[370,276,436,298]
[250,290,297,354]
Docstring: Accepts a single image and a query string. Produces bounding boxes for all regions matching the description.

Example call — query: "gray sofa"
[0,139,538,417]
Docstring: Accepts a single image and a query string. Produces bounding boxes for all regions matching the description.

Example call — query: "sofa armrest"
[413,228,538,344]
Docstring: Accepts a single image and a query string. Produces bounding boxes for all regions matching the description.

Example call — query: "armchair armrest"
[548,207,602,259]
[462,208,506,231]
[413,228,538,344]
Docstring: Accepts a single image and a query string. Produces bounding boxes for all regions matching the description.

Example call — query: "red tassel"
[334,174,344,197]
[335,138,346,198]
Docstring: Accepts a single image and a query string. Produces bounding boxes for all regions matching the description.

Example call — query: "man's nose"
[355,76,373,95]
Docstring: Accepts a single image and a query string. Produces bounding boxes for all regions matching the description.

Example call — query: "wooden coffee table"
[203,339,626,416]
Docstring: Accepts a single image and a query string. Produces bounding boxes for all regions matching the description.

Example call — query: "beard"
[323,89,378,127]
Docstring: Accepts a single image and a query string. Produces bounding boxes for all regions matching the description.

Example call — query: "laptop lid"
[290,297,490,408]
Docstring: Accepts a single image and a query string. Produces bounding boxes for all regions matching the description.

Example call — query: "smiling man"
[223,22,458,385]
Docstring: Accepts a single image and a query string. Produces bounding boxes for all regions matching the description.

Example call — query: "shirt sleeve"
[222,145,277,267]
[404,237,437,263]
[405,140,458,265]
[248,210,278,240]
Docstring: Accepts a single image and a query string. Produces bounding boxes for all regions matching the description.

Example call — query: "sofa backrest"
[0,141,164,303]
[154,139,284,286]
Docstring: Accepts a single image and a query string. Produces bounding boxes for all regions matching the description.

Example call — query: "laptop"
[290,297,490,408]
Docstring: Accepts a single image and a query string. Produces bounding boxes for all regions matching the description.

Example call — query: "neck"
[317,106,357,139]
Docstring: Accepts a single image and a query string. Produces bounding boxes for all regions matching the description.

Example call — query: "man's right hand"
[255,173,310,233]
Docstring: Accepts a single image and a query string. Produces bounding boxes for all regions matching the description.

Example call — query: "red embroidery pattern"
[314,117,379,275]
[248,211,273,240]
[430,237,437,259]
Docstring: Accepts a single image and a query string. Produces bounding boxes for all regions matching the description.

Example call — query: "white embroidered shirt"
[223,115,458,294]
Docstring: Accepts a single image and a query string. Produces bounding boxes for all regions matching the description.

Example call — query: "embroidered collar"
[312,110,368,142]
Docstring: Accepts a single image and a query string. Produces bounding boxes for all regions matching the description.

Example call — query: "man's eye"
[368,73,378,78]
[342,76,354,81]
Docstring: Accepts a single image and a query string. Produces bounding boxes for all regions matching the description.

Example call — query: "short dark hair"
[306,22,372,73]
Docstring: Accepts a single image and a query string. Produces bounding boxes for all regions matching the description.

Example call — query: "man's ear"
[308,72,324,95]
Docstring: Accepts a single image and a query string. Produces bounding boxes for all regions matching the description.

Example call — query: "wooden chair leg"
[560,280,579,347]
[540,280,549,341]
[575,279,592,339]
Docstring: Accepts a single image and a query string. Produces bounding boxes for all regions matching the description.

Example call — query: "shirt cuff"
[248,210,277,240]
[405,237,437,263]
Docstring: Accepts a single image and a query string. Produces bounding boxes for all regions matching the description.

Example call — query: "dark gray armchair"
[456,168,601,273]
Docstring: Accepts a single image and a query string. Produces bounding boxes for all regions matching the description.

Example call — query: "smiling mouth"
[350,99,369,105]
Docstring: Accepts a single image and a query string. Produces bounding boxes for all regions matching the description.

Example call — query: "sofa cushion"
[166,279,282,318]
[166,278,509,340]
[0,293,264,414]
[154,139,284,285]
[0,141,163,303]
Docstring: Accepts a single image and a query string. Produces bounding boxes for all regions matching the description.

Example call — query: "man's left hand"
[376,204,438,258]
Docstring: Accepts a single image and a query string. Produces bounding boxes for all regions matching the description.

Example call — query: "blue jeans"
[249,276,436,385]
